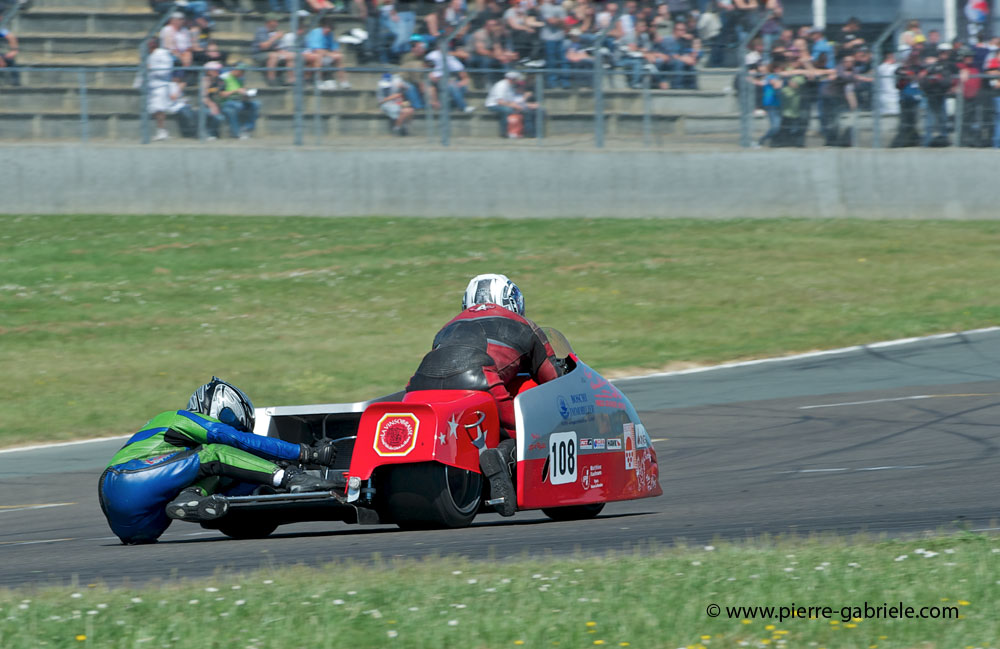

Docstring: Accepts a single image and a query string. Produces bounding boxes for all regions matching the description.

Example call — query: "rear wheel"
[542,503,605,521]
[385,462,482,529]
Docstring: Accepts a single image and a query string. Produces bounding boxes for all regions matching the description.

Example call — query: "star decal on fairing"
[446,414,459,439]
[438,432,446,445]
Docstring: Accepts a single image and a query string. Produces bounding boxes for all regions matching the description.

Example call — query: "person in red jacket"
[407,274,564,516]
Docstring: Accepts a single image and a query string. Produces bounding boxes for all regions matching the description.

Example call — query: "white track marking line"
[0,435,130,455]
[779,465,927,475]
[0,502,76,513]
[799,393,1000,410]
[3,326,998,454]
[0,538,75,546]
[612,326,1000,382]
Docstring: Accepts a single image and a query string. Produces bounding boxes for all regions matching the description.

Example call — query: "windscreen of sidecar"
[541,327,577,372]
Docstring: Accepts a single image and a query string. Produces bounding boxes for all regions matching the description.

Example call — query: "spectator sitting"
[425,47,475,112]
[253,13,294,86]
[199,60,226,140]
[470,19,518,89]
[565,28,594,86]
[376,72,416,135]
[160,12,194,70]
[195,39,229,68]
[399,37,429,109]
[219,62,262,139]
[304,18,350,90]
[485,70,541,137]
[660,21,701,89]
[166,70,198,138]
[0,18,19,86]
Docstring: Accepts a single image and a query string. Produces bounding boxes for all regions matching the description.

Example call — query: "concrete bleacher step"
[0,81,735,115]
[0,106,901,141]
[12,10,362,37]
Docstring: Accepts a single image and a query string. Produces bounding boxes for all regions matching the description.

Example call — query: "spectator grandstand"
[0,0,997,148]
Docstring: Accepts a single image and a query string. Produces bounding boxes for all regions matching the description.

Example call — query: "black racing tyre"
[385,462,482,529]
[207,515,279,540]
[542,503,605,521]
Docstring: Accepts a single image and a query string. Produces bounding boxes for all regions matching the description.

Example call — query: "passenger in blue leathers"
[99,377,339,545]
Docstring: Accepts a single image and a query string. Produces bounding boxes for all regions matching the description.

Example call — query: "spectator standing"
[987,58,1000,147]
[485,70,541,137]
[160,12,193,70]
[142,37,174,141]
[0,18,19,86]
[253,13,293,86]
[756,62,781,145]
[919,47,955,146]
[808,27,834,69]
[958,47,989,146]
[898,20,924,59]
[538,0,570,89]
[877,51,900,115]
[759,0,782,63]
[200,60,226,140]
[504,0,541,61]
[777,74,805,146]
[891,52,924,147]
[220,63,261,139]
[356,0,384,63]
[304,18,350,90]
[376,72,416,135]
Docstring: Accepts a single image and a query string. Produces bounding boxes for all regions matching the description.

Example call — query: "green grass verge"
[2,215,999,446]
[1,533,996,648]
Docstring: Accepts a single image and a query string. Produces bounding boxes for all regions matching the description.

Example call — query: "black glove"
[298,442,337,467]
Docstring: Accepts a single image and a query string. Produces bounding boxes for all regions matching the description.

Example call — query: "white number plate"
[549,432,578,485]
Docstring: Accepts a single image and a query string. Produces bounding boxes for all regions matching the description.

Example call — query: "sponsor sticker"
[594,438,606,450]
[581,463,603,490]
[374,413,419,457]
[636,423,649,448]
[579,438,593,450]
[607,438,622,450]
[624,423,636,470]
[559,394,595,420]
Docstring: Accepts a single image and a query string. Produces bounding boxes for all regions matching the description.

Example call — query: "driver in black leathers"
[406,274,564,517]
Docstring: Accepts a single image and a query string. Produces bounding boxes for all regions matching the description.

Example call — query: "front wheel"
[542,503,605,521]
[385,462,482,529]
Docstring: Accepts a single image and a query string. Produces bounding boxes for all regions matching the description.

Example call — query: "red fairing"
[348,391,500,481]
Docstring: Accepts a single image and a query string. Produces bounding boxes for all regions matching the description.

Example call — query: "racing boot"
[280,466,342,493]
[165,487,229,522]
[480,438,517,517]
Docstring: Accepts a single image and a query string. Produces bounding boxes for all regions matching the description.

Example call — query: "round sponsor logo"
[376,414,419,456]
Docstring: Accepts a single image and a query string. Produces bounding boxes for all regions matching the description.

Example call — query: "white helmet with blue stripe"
[462,273,525,316]
[187,377,256,433]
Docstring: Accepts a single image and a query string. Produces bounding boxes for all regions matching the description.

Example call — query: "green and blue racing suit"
[98,409,301,544]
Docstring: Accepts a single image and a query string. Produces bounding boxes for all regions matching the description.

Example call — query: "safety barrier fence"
[2,64,998,150]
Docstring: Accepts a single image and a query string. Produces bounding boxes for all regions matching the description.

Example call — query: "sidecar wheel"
[386,462,482,529]
[204,515,279,540]
[542,503,605,521]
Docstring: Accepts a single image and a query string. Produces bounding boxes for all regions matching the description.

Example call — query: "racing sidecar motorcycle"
[198,329,662,539]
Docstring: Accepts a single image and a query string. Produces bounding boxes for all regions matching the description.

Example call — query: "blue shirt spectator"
[809,29,834,68]
[305,26,338,52]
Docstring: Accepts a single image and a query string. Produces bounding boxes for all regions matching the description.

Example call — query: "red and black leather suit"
[407,303,563,433]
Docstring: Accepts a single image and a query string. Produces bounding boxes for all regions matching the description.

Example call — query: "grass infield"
[0,533,996,649]
[2,215,1000,447]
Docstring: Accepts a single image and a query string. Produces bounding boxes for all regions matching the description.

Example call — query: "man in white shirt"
[485,70,540,137]
[159,12,193,69]
[426,49,475,112]
[143,38,174,141]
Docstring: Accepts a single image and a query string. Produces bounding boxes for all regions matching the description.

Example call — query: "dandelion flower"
[741,620,751,625]
[845,624,857,629]
[515,641,524,646]
[958,600,970,606]
[594,641,605,646]
[765,625,775,631]
[586,622,597,627]
[75,635,87,642]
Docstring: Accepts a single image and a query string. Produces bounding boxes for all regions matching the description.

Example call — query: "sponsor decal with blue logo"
[558,394,595,420]
[594,438,606,450]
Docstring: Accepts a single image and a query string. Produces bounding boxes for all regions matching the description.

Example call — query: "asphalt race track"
[2,329,999,588]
